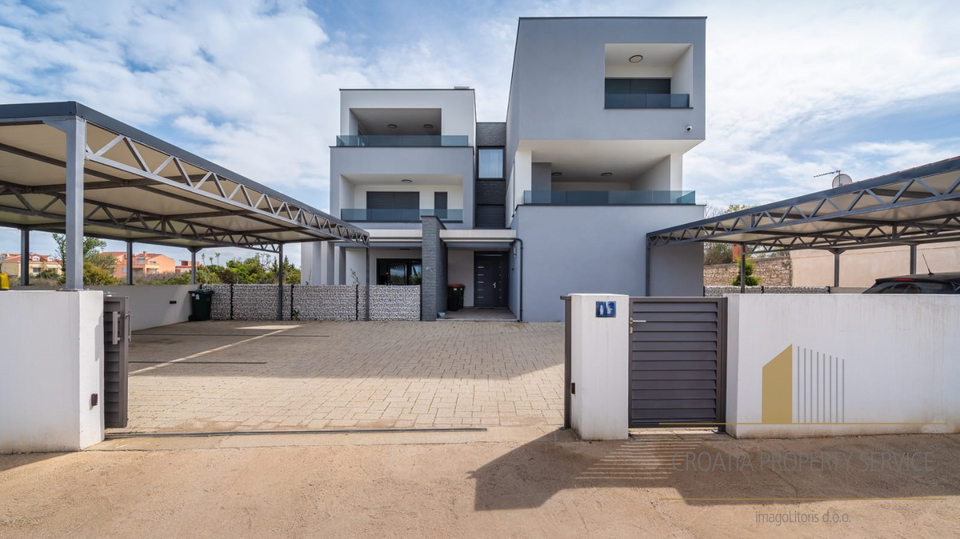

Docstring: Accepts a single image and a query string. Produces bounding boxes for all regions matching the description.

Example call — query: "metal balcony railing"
[604,93,690,109]
[341,208,464,222]
[523,190,696,205]
[335,135,469,147]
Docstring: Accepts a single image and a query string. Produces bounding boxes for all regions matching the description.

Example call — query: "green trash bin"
[188,288,215,321]
[447,284,465,312]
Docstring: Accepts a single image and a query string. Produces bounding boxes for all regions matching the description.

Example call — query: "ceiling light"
[551,172,562,177]
[628,55,643,63]
[401,178,412,183]
[387,124,398,129]
[601,172,613,177]
[423,123,434,129]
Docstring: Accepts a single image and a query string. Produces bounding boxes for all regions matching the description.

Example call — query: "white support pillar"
[569,293,630,440]
[63,117,86,290]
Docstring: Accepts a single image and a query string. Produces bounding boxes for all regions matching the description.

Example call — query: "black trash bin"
[447,284,465,312]
[188,288,215,321]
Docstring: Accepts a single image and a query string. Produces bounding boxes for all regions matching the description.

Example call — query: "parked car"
[863,272,960,294]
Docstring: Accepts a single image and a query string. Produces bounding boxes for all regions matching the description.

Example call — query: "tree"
[730,256,761,286]
[704,243,733,265]
[52,234,116,271]
[52,234,118,285]
[83,262,119,285]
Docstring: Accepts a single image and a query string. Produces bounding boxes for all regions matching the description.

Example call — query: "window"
[366,191,419,210]
[434,192,447,210]
[478,148,504,179]
[376,259,422,285]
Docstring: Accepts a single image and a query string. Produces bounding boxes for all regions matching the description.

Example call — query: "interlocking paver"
[116,320,564,433]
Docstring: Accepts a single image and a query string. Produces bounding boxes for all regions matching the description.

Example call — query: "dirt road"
[2,428,958,538]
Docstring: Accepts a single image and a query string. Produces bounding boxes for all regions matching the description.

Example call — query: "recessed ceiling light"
[551,172,562,177]
[401,178,412,183]
[629,55,643,63]
[387,124,398,129]
[423,123,434,129]
[601,172,613,177]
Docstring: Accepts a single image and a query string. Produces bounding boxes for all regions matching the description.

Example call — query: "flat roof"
[648,156,960,251]
[0,101,368,252]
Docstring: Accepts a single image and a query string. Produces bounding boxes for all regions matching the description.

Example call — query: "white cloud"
[1,0,959,262]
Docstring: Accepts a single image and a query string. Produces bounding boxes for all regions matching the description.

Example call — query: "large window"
[376,259,422,286]
[478,148,504,179]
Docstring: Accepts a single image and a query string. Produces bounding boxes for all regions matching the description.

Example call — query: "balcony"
[341,208,463,223]
[336,135,469,148]
[604,93,690,109]
[523,190,696,205]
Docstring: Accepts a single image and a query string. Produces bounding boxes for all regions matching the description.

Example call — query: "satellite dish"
[832,173,853,188]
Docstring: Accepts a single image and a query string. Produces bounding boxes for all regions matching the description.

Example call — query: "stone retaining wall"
[203,284,419,321]
[703,257,793,286]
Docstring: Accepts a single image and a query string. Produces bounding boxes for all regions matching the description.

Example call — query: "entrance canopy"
[0,102,369,257]
[648,156,960,251]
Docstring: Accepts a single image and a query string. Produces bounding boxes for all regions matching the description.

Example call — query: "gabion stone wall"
[208,284,418,321]
[368,286,420,321]
[704,285,830,297]
[207,284,232,319]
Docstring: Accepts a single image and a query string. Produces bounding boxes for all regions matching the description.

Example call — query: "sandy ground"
[2,428,959,538]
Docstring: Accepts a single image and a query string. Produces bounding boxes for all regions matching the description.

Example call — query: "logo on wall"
[762,345,846,424]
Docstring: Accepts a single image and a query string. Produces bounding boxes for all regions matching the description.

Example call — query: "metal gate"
[103,295,131,429]
[629,297,726,429]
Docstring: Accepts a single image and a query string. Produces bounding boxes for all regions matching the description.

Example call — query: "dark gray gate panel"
[103,295,130,429]
[629,297,726,429]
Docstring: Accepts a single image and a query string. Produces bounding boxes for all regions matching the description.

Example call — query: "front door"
[475,252,507,308]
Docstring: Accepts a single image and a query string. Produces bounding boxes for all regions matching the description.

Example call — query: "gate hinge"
[629,317,633,334]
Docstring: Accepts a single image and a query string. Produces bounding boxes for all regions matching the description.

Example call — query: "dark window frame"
[376,259,423,286]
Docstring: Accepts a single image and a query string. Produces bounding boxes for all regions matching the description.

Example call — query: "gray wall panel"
[512,204,704,322]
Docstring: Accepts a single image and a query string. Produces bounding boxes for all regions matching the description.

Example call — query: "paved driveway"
[118,320,564,433]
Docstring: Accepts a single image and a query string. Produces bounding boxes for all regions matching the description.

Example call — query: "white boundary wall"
[0,291,104,453]
[727,295,960,438]
[15,285,194,330]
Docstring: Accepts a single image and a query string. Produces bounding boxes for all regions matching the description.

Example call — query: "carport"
[647,156,960,288]
[0,102,377,453]
[0,101,370,318]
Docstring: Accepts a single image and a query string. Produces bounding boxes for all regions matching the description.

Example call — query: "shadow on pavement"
[472,431,960,509]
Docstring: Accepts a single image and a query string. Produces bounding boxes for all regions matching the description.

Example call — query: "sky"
[1,0,959,266]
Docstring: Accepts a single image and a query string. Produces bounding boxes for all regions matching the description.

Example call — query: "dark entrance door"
[474,252,507,308]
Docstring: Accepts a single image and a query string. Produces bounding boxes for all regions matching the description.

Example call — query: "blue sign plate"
[595,301,616,318]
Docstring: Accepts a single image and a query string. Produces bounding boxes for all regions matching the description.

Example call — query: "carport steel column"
[61,117,86,290]
[277,243,284,321]
[19,229,29,286]
[125,241,134,285]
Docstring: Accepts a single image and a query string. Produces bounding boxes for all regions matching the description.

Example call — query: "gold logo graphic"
[762,345,846,424]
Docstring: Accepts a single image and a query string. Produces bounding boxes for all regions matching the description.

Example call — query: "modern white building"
[303,17,708,321]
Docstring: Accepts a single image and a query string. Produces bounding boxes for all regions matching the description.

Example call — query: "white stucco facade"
[726,294,960,439]
[0,291,104,453]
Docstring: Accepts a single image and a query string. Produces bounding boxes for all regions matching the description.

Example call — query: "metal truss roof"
[648,156,960,251]
[0,102,369,252]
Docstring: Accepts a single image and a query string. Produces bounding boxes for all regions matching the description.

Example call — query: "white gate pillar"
[569,293,630,440]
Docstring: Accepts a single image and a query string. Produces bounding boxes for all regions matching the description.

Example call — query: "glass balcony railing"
[523,190,696,205]
[335,135,469,147]
[604,93,690,109]
[341,208,464,222]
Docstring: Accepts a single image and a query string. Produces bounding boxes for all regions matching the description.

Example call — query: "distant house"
[103,251,187,279]
[0,253,62,281]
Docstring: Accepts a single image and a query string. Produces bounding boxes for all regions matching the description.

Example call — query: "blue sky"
[1,0,959,266]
